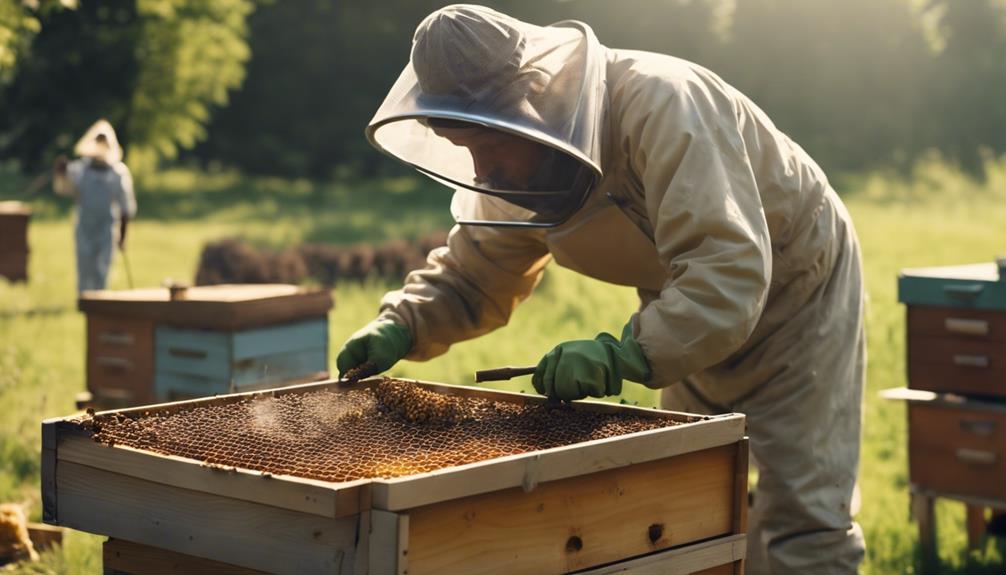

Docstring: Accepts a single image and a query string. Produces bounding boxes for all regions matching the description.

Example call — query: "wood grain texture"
[909,335,1006,366]
[56,434,367,518]
[370,510,409,575]
[372,414,744,511]
[574,534,745,575]
[103,538,268,575]
[732,438,749,535]
[907,362,1006,397]
[908,334,1006,396]
[41,420,59,523]
[100,534,744,575]
[909,306,1006,342]
[86,314,155,405]
[908,403,1006,501]
[78,285,332,330]
[56,461,360,575]
[406,444,739,575]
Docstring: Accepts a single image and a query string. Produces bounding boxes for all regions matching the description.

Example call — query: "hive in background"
[0,201,31,283]
[78,284,332,407]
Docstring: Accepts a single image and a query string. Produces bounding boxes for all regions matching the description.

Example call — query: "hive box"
[0,201,31,283]
[41,378,748,575]
[78,284,333,406]
[890,260,1006,559]
[899,262,1006,397]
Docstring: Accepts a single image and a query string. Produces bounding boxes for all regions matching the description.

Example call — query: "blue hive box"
[79,284,333,405]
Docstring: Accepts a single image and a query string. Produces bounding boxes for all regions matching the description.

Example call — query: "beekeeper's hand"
[532,322,651,402]
[336,319,412,378]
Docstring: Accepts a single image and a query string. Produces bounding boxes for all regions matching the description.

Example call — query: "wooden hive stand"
[77,284,333,407]
[42,378,749,574]
[886,260,1006,570]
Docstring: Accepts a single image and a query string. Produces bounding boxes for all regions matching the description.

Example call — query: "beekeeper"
[53,120,136,293]
[337,5,865,573]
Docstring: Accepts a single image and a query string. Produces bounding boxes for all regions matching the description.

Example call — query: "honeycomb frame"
[73,378,687,484]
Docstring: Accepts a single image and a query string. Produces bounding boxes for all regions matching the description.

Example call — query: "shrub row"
[194,230,450,287]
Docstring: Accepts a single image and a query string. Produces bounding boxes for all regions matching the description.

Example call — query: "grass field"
[2,159,1006,573]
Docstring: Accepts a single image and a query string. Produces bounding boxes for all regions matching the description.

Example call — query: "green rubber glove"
[532,322,651,401]
[336,319,412,378]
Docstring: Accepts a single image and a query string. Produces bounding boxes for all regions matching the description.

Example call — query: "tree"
[0,0,254,174]
[0,0,75,84]
[922,0,1006,176]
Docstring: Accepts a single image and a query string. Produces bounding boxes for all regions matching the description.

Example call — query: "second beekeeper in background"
[338,5,866,574]
[53,119,136,293]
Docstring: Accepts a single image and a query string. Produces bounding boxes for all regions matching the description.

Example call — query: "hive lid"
[78,284,333,329]
[0,201,31,216]
[898,261,1006,310]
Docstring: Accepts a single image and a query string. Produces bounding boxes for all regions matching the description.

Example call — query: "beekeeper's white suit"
[365,6,866,573]
[56,120,136,293]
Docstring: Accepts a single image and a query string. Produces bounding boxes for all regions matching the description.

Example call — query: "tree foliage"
[127,0,252,172]
[4,0,1006,178]
[0,0,73,83]
[190,0,1006,179]
[0,0,252,174]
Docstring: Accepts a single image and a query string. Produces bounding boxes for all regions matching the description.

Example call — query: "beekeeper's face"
[431,124,548,190]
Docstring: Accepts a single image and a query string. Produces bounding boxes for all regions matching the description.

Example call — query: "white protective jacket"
[374,9,845,407]
[369,7,866,573]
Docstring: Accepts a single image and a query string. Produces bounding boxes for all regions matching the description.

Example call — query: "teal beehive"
[898,260,1006,310]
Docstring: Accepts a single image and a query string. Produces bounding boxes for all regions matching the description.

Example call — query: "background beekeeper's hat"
[74,119,123,164]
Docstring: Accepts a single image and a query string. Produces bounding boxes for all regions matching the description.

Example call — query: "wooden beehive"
[78,284,333,406]
[42,378,748,575]
[888,260,1006,559]
[0,201,31,283]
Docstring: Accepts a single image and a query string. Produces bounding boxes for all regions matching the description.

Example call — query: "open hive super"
[44,378,748,575]
[74,379,683,483]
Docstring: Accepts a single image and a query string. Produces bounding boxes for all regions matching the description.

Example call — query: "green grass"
[2,159,1006,573]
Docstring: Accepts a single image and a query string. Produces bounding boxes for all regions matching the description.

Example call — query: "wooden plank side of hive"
[48,425,368,519]
[574,534,746,575]
[54,460,361,575]
[372,411,746,511]
[103,538,270,575]
[402,442,744,575]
